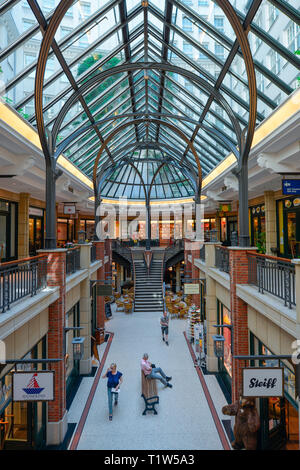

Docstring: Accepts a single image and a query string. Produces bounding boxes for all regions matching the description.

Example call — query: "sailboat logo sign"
[12,371,55,402]
[23,373,44,395]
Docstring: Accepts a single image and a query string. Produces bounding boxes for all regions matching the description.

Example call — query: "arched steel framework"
[34,0,257,248]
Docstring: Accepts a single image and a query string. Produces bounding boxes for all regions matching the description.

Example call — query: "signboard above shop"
[282,179,300,196]
[12,371,55,402]
[184,283,200,295]
[242,368,284,398]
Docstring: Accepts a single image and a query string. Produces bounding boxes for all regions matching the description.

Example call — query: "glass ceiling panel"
[0,0,299,199]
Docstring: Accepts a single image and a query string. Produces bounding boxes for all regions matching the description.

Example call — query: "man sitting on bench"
[141,353,173,388]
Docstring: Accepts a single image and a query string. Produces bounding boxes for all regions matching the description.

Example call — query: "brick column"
[229,247,257,402]
[77,243,92,375]
[38,248,67,446]
[264,191,277,255]
[18,193,30,259]
[205,243,221,372]
[93,241,105,344]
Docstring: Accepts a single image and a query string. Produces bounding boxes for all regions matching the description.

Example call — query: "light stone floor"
[68,305,230,450]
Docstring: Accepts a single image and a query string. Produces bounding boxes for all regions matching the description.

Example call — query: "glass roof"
[0,0,299,199]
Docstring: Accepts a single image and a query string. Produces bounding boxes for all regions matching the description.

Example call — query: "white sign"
[243,368,284,397]
[29,207,44,217]
[12,371,55,402]
[184,283,200,295]
[63,204,76,215]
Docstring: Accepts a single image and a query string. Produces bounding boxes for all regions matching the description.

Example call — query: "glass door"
[0,214,7,261]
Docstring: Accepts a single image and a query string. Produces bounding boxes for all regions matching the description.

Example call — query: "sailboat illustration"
[23,373,44,395]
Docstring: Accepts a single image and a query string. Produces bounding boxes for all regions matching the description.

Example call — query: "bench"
[141,371,159,415]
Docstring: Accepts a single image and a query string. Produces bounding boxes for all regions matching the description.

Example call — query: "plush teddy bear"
[222,397,260,450]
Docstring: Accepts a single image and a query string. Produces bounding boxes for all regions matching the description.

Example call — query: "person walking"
[141,353,172,388]
[102,362,123,421]
[160,310,169,345]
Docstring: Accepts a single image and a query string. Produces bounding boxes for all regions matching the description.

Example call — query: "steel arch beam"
[50,62,242,156]
[92,119,202,191]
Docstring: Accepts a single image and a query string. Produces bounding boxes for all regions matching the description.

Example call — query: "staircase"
[133,251,164,312]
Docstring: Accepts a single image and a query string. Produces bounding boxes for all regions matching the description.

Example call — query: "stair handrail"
[161,248,167,312]
[130,248,136,311]
[143,249,153,277]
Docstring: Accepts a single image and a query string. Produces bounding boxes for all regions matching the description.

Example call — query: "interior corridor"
[68,306,229,450]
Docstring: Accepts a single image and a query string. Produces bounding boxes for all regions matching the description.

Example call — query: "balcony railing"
[0,255,47,313]
[248,253,296,309]
[215,246,230,273]
[66,247,81,275]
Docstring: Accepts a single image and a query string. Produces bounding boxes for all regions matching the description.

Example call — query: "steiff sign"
[242,368,284,398]
[184,283,200,295]
[12,371,55,402]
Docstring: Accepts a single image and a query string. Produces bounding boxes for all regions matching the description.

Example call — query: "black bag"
[151,363,156,368]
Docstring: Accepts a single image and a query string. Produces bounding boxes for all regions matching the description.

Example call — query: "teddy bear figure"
[222,397,260,450]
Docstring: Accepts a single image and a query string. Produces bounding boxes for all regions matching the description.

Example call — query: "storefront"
[29,207,44,256]
[250,333,299,450]
[0,337,47,450]
[203,218,216,242]
[65,303,80,398]
[217,300,232,398]
[57,218,75,247]
[277,196,300,258]
[0,199,18,262]
[220,215,238,245]
[80,219,95,241]
[249,203,266,252]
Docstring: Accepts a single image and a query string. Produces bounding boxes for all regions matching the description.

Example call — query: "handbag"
[151,363,156,368]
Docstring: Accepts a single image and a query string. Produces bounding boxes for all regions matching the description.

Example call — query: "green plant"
[256,231,266,254]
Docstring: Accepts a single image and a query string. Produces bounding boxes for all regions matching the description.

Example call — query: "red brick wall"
[45,250,66,423]
[229,248,250,402]
[93,241,105,344]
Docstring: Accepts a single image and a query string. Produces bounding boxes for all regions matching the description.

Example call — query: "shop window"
[250,204,265,253]
[0,200,17,262]
[217,300,232,398]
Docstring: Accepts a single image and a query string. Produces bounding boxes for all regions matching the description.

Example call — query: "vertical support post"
[146,196,151,250]
[18,193,30,258]
[45,161,57,249]
[237,164,250,248]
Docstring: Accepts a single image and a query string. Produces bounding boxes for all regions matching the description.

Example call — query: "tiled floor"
[68,305,230,450]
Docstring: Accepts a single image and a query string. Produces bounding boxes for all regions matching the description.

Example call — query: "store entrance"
[284,209,300,258]
[29,216,44,256]
[1,401,35,450]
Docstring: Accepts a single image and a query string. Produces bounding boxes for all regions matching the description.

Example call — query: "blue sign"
[282,180,300,196]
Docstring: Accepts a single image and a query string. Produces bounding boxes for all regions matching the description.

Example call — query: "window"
[198,0,208,5]
[183,42,193,58]
[214,16,224,33]
[182,17,193,32]
[214,44,224,60]
[199,42,209,59]
[45,57,55,79]
[184,78,193,93]
[267,4,278,30]
[285,21,300,53]
[24,52,36,78]
[81,2,91,18]
[61,26,72,38]
[23,18,35,32]
[65,6,73,17]
[42,0,55,13]
[79,33,89,47]
[267,49,280,74]
[256,71,264,93]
